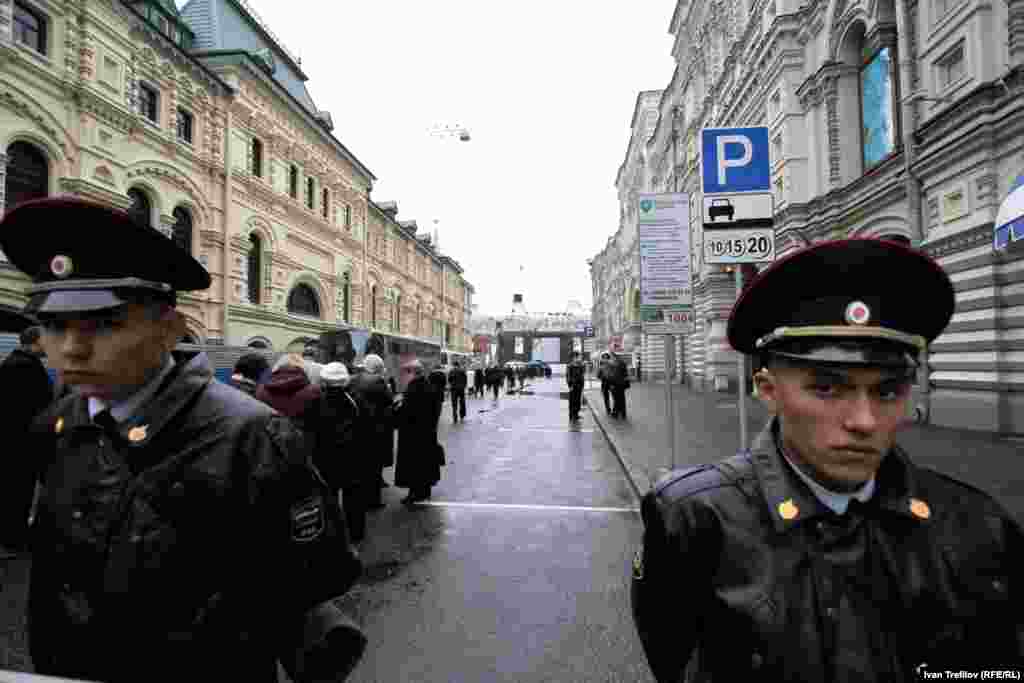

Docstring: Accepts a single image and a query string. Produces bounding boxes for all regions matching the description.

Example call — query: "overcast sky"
[215,1,676,317]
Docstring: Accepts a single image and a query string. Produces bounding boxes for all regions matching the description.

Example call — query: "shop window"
[138,83,159,123]
[13,2,46,55]
[4,141,48,211]
[176,108,193,144]
[861,47,897,169]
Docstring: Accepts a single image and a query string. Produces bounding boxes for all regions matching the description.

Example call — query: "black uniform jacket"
[632,418,1024,682]
[23,352,362,683]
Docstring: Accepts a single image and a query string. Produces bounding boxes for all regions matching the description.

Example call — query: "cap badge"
[50,255,74,279]
[909,498,931,519]
[778,499,799,520]
[127,425,148,443]
[844,301,871,326]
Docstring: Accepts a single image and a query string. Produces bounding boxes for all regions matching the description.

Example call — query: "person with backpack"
[566,352,586,422]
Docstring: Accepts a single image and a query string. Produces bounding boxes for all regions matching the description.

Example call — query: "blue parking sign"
[701,127,772,195]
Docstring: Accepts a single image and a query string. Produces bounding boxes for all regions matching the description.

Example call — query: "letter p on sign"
[701,127,772,195]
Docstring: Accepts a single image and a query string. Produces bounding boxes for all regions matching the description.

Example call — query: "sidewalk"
[586,382,1024,521]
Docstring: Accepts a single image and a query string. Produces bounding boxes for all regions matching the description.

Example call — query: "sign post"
[701,126,775,452]
[637,192,691,470]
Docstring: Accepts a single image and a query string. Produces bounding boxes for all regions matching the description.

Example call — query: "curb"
[585,393,646,506]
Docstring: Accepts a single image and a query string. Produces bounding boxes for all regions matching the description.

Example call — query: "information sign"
[638,193,691,334]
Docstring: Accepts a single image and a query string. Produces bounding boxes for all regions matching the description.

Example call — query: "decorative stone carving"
[0,0,12,46]
[926,196,939,230]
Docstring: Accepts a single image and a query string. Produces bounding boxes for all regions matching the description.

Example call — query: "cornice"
[921,223,994,259]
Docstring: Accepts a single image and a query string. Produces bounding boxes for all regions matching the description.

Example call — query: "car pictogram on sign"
[708,198,735,222]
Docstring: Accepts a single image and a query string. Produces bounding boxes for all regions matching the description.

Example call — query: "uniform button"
[71,509,83,520]
[825,607,837,618]
[992,579,1005,593]
[130,533,143,543]
[751,652,763,669]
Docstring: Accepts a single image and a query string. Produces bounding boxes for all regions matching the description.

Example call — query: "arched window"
[13,2,47,55]
[247,233,262,304]
[370,285,378,328]
[5,141,48,211]
[172,206,192,254]
[287,283,321,318]
[127,188,151,228]
[341,273,350,323]
[251,138,263,177]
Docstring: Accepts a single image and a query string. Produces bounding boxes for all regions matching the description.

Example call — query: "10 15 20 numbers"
[708,234,772,258]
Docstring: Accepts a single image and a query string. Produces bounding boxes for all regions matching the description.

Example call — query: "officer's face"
[40,303,183,401]
[754,363,913,491]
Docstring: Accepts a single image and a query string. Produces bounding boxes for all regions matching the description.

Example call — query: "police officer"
[631,238,1023,681]
[0,198,365,682]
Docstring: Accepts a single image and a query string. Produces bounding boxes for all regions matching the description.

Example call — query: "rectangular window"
[176,108,193,144]
[860,47,896,170]
[345,204,352,229]
[138,83,159,123]
[306,178,315,209]
[289,165,298,199]
[937,43,965,90]
[322,188,330,220]
[251,138,263,178]
[13,1,47,55]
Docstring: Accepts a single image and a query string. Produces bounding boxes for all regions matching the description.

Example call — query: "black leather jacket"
[21,352,362,683]
[632,419,1023,682]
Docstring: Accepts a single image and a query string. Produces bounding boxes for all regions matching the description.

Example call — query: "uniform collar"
[749,417,933,532]
[780,447,876,515]
[88,354,176,423]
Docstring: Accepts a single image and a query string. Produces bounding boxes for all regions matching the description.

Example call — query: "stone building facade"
[593,0,1024,434]
[0,0,473,353]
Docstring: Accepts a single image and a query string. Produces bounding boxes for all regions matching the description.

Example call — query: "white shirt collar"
[88,355,177,424]
[781,450,876,515]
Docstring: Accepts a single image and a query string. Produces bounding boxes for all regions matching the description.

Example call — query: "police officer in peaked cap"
[0,197,366,682]
[631,238,1023,681]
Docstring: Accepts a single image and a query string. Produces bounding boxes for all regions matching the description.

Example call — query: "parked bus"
[317,327,441,382]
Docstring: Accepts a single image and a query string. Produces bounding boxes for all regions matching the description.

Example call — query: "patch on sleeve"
[291,496,326,543]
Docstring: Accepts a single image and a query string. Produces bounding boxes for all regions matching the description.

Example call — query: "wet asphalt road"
[332,377,654,683]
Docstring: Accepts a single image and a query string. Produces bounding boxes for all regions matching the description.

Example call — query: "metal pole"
[736,268,748,451]
[665,333,676,469]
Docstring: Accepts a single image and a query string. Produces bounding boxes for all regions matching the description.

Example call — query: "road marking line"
[417,501,638,513]
[497,427,594,433]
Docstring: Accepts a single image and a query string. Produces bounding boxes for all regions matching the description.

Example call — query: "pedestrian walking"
[448,360,468,423]
[230,351,270,397]
[394,359,443,504]
[428,366,447,423]
[608,353,630,419]
[566,352,585,422]
[486,363,502,401]
[631,238,1023,681]
[349,353,394,506]
[504,364,515,394]
[473,365,485,399]
[315,362,371,544]
[0,198,364,683]
[597,352,613,415]
[0,311,51,558]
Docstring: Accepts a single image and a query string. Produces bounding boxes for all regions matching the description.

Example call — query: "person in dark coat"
[485,363,501,401]
[631,238,1024,682]
[230,352,270,397]
[565,352,585,422]
[503,364,515,393]
[0,198,364,683]
[427,367,447,423]
[0,314,51,556]
[607,353,630,419]
[349,353,394,506]
[394,360,442,504]
[315,362,370,543]
[448,360,468,423]
[473,365,485,399]
[597,352,613,414]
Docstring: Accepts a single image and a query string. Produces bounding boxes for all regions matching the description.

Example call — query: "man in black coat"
[473,365,485,399]
[503,364,515,394]
[631,239,1024,681]
[565,352,585,422]
[607,353,630,419]
[0,311,51,556]
[395,360,442,504]
[0,198,365,683]
[448,360,468,423]
[486,364,502,401]
[427,367,447,423]
[349,353,395,506]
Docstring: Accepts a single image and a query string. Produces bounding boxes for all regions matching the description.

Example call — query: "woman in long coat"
[394,361,442,504]
[348,353,394,507]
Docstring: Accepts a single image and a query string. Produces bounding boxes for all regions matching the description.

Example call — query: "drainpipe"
[894,0,931,420]
[221,104,233,346]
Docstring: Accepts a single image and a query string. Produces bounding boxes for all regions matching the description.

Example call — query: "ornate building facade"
[0,0,473,353]
[593,0,1024,434]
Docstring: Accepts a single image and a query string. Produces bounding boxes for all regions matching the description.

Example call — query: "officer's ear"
[753,366,778,413]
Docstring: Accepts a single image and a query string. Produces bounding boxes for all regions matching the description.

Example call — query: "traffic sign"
[583,326,595,338]
[703,223,776,264]
[702,193,773,226]
[701,127,772,195]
